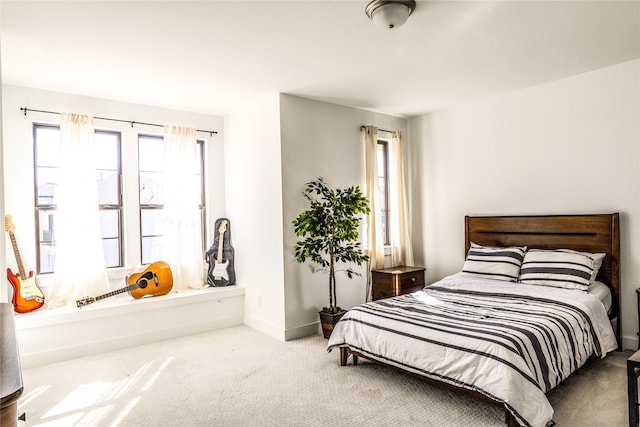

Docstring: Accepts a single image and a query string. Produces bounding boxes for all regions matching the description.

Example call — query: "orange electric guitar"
[5,215,45,313]
[76,261,173,308]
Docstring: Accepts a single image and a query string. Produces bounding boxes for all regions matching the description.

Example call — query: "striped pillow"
[584,252,605,284]
[462,243,527,282]
[518,249,594,291]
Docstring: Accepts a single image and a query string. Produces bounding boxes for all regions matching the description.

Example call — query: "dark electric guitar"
[76,261,173,308]
[5,215,45,313]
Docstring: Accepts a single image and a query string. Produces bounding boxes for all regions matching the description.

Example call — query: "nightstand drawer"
[371,266,425,301]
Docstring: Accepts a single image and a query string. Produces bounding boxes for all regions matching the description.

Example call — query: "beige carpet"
[18,326,630,426]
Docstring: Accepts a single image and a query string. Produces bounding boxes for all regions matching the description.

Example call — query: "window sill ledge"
[15,286,245,368]
[15,285,244,329]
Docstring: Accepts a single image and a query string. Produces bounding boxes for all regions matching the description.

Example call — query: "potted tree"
[293,177,370,339]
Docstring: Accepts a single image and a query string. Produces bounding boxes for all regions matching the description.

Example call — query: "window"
[138,135,206,265]
[34,126,207,273]
[34,124,123,273]
[377,140,390,245]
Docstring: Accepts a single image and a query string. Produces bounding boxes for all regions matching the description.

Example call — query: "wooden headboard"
[465,213,620,348]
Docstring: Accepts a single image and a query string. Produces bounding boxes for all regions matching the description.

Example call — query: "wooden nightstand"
[637,288,640,349]
[371,266,425,301]
[628,350,640,426]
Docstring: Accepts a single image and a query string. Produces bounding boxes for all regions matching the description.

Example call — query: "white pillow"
[588,280,612,314]
[461,242,527,282]
[518,249,594,291]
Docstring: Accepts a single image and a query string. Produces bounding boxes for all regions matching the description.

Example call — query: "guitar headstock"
[76,297,95,308]
[5,215,15,233]
[218,220,228,234]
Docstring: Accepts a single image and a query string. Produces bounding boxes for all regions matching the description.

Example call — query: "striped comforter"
[327,273,617,427]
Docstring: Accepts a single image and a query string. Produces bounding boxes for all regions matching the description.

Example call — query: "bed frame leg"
[339,347,349,366]
[339,348,359,366]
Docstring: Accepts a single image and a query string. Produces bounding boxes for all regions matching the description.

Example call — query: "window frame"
[377,139,391,246]
[137,134,207,265]
[33,123,124,274]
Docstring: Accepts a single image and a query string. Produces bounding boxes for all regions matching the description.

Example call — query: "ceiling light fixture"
[365,0,416,29]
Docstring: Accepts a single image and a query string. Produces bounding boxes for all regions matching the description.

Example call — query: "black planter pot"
[318,310,346,339]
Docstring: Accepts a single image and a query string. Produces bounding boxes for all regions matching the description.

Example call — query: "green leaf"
[292,177,371,309]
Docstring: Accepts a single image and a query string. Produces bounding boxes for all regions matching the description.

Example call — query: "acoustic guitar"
[5,215,45,313]
[76,261,173,308]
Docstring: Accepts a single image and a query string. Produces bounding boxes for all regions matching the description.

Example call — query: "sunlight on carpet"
[21,356,174,426]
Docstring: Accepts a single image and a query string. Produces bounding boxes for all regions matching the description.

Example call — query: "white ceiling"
[2,1,639,118]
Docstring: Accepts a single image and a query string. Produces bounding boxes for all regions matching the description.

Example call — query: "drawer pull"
[411,277,416,282]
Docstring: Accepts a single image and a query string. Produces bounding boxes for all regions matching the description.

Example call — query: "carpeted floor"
[18,325,630,426]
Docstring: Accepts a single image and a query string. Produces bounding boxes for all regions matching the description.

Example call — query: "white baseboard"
[243,315,322,342]
[285,320,321,341]
[243,315,285,341]
[622,334,638,352]
[15,286,244,368]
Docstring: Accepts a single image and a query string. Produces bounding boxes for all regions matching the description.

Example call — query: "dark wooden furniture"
[1,303,23,427]
[628,350,640,427]
[371,266,425,300]
[636,288,640,350]
[340,213,621,427]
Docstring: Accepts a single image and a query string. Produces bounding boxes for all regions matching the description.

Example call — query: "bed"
[327,213,620,427]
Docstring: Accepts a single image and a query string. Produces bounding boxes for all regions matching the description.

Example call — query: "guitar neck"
[94,283,140,302]
[217,230,225,263]
[8,231,28,280]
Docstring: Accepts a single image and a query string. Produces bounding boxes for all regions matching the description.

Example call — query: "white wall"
[1,84,225,296]
[408,59,640,350]
[279,94,407,339]
[225,94,287,339]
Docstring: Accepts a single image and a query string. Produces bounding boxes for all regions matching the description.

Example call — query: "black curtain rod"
[360,125,394,134]
[20,107,218,136]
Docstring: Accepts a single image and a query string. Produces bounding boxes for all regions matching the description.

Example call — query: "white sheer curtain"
[362,125,385,301]
[389,131,414,267]
[154,125,203,292]
[48,113,110,307]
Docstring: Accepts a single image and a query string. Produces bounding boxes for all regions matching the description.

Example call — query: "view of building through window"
[33,125,206,274]
[34,124,122,273]
[138,135,206,265]
[377,140,390,245]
